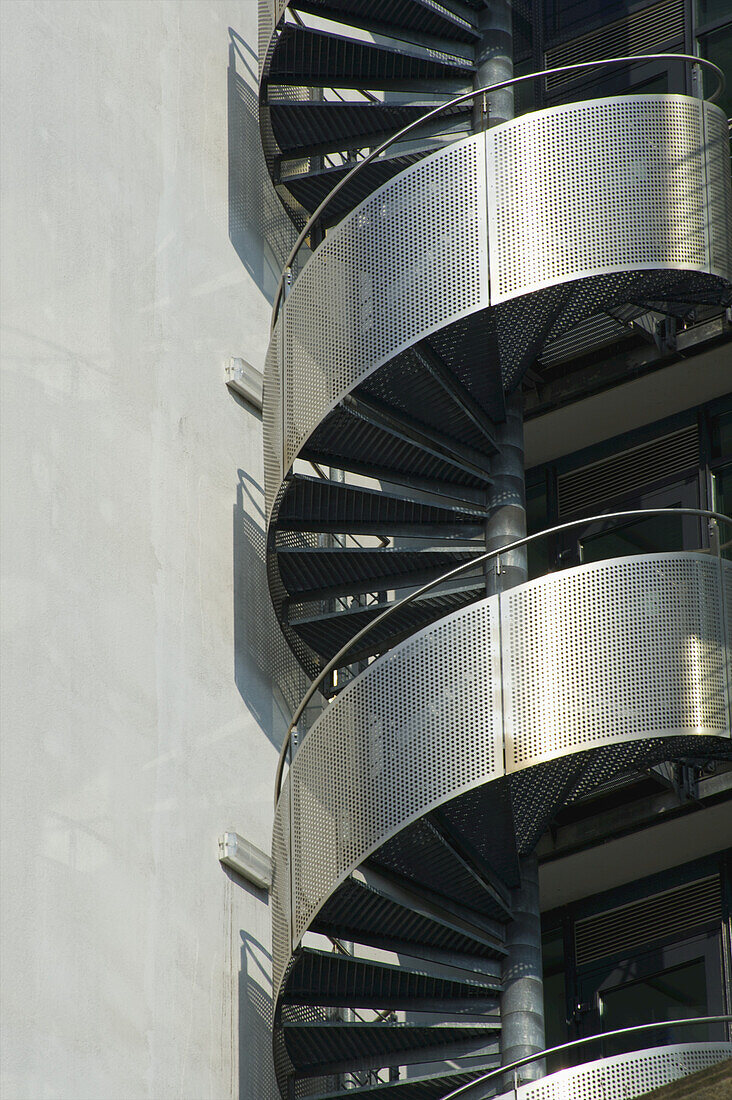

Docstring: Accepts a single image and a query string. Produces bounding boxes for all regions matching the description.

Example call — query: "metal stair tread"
[277,474,487,537]
[288,585,484,663]
[281,1018,502,1073]
[268,24,473,88]
[281,150,439,222]
[359,345,499,454]
[268,101,433,156]
[283,946,502,1010]
[371,818,515,923]
[302,402,491,493]
[289,0,480,43]
[311,866,508,960]
[307,1062,500,1100]
[277,547,482,601]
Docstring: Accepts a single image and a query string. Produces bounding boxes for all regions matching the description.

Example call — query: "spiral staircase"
[256,2,732,1097]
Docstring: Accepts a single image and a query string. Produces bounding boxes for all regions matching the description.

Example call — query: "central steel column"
[473,2,546,1083]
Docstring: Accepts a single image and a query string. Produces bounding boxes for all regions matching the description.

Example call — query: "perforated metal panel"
[275,552,730,959]
[722,559,732,728]
[486,96,731,304]
[262,329,283,520]
[494,1044,732,1100]
[503,554,730,772]
[289,597,502,946]
[271,772,292,1002]
[704,101,732,280]
[281,134,489,476]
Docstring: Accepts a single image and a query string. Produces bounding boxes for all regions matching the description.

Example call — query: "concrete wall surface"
[0,3,297,1097]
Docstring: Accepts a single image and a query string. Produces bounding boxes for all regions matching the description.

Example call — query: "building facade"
[0,1,730,1099]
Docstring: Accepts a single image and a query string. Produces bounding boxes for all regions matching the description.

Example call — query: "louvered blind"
[545,0,685,91]
[557,424,699,517]
[575,875,722,966]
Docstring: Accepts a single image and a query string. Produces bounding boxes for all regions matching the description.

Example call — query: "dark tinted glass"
[700,22,732,119]
[599,959,710,1048]
[526,478,550,578]
[543,929,568,1071]
[696,0,732,27]
[579,512,687,562]
[545,0,629,37]
[710,410,732,461]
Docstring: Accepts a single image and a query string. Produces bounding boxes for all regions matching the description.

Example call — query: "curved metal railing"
[270,52,725,328]
[274,506,732,804]
[439,1015,732,1099]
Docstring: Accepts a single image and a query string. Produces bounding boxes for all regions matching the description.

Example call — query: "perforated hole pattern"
[503,555,730,770]
[262,334,282,522]
[290,598,501,945]
[487,96,731,303]
[262,96,730,510]
[282,134,488,476]
[271,772,291,1001]
[273,554,730,967]
[704,102,732,280]
[498,1044,732,1100]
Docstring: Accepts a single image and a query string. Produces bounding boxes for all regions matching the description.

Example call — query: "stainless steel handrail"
[270,52,725,329]
[274,506,731,805]
[438,1014,732,1099]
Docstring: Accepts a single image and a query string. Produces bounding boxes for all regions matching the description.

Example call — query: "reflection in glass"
[579,512,687,563]
[696,0,732,27]
[527,479,550,580]
[700,22,732,121]
[599,959,709,1053]
[543,928,569,1073]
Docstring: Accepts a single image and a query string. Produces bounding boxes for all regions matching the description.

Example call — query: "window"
[699,21,732,119]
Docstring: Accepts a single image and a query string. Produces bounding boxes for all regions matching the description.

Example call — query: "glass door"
[576,932,725,1057]
[559,477,702,568]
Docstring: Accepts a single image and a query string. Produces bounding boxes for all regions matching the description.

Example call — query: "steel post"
[501,855,546,1081]
[473,3,545,1078]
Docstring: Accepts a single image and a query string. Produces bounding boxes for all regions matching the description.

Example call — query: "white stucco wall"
[0,3,296,1096]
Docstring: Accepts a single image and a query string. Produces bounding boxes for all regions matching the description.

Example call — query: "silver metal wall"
[493,1043,732,1099]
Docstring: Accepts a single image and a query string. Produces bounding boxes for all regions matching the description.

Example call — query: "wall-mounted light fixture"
[218,832,271,891]
[224,357,263,410]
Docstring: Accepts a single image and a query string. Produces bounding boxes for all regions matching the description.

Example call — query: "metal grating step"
[278,547,481,602]
[268,25,473,88]
[302,403,490,498]
[291,0,480,43]
[311,865,507,961]
[282,1019,501,1077]
[282,150,437,222]
[269,101,430,155]
[436,783,521,892]
[308,1063,500,1100]
[284,947,501,1011]
[277,474,486,538]
[371,818,514,923]
[288,584,484,663]
[360,343,503,449]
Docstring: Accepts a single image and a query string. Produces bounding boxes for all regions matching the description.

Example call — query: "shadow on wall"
[227,28,298,303]
[234,465,311,749]
[239,929,279,1100]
